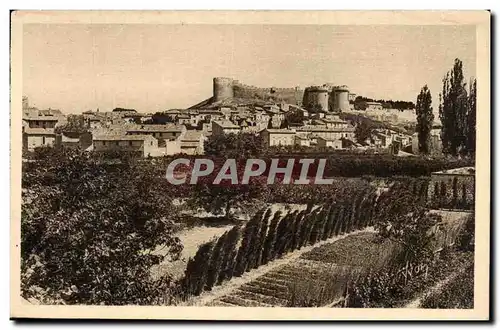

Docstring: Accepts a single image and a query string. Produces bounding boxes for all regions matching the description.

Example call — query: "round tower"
[332,85,350,112]
[305,86,329,112]
[213,77,234,102]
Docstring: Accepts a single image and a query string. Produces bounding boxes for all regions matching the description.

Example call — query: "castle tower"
[331,85,350,112]
[213,77,234,102]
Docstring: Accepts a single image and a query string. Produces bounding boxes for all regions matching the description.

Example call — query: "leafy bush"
[22,149,183,305]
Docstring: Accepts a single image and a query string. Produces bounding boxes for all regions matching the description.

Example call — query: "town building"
[126,124,186,147]
[92,134,160,158]
[55,131,93,150]
[260,129,296,147]
[295,125,355,141]
[316,136,343,149]
[294,135,311,147]
[23,128,57,151]
[365,101,383,111]
[179,130,205,155]
[22,111,63,151]
[373,132,393,149]
[212,120,241,136]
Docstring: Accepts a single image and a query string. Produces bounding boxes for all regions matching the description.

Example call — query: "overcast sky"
[23,24,476,113]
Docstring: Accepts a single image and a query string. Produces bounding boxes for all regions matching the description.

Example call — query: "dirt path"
[182,227,375,307]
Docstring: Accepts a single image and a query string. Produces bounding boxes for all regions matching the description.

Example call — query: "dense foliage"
[342,190,475,308]
[354,120,373,144]
[180,180,384,300]
[21,148,183,305]
[204,132,267,159]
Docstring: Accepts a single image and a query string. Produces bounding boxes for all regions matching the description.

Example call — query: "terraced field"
[206,232,399,307]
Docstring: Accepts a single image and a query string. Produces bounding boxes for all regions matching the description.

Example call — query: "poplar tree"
[261,211,282,264]
[253,209,271,268]
[205,232,228,290]
[234,210,263,276]
[217,225,240,284]
[182,240,215,296]
[416,85,434,154]
[290,211,305,251]
[439,58,469,156]
[466,78,477,155]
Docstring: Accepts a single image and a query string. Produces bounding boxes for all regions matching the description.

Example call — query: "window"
[42,136,46,145]
[129,141,133,146]
[116,141,119,146]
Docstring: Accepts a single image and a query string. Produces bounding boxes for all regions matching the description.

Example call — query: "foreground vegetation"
[21,146,474,305]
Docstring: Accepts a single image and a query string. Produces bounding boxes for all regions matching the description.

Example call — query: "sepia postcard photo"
[10,10,491,320]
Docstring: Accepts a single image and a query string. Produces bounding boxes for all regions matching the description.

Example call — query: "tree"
[440,181,447,207]
[245,209,267,271]
[373,185,442,264]
[21,149,183,305]
[55,114,89,135]
[204,132,267,159]
[261,211,282,264]
[274,212,296,258]
[233,210,264,276]
[254,209,272,267]
[354,120,373,144]
[466,78,477,155]
[439,58,469,156]
[286,110,305,126]
[217,225,241,284]
[188,158,269,219]
[452,177,459,208]
[290,211,306,250]
[183,240,214,296]
[354,96,368,111]
[415,85,434,154]
[151,112,174,124]
[280,117,290,129]
[205,232,228,290]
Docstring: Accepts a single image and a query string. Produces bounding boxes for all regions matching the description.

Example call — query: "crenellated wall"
[232,81,304,105]
[212,77,304,105]
[211,77,351,111]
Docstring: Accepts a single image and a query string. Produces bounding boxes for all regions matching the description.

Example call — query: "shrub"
[21,149,183,305]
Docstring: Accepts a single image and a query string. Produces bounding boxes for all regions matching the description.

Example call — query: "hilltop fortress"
[190,77,356,113]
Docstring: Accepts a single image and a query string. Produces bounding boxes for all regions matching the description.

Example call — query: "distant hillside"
[112,107,137,113]
[339,112,413,135]
[352,96,415,110]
